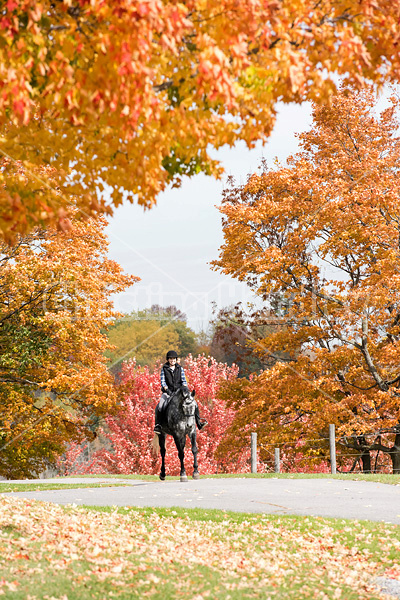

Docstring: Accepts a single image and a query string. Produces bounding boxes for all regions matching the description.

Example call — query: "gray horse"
[152,386,199,482]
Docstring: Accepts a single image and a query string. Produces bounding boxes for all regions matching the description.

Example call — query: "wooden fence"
[250,424,337,474]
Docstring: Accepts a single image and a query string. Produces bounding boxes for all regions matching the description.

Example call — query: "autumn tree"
[60,355,255,476]
[2,0,400,240]
[145,305,187,322]
[139,305,199,358]
[106,305,198,374]
[214,86,400,473]
[209,303,288,377]
[0,217,136,478]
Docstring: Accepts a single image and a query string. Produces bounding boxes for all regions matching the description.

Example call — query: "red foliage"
[56,442,86,476]
[62,355,259,476]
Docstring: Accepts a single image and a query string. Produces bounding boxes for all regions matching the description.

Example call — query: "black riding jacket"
[161,362,187,393]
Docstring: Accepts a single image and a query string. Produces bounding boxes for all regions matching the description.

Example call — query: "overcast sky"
[106,102,313,332]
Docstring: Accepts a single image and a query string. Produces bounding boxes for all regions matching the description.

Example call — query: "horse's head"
[178,386,196,416]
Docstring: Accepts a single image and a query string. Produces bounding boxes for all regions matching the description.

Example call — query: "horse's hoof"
[192,472,200,480]
[159,475,165,481]
[180,475,188,482]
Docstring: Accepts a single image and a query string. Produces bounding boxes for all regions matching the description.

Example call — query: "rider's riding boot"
[195,406,208,431]
[154,405,163,435]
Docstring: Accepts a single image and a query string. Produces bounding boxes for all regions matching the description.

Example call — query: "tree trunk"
[358,436,372,473]
[389,433,400,474]
[360,451,372,473]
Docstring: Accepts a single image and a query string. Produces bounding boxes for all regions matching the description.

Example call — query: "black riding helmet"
[166,350,178,360]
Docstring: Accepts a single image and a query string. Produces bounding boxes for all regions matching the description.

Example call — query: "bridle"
[180,389,195,416]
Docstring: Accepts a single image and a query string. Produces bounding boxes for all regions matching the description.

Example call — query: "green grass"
[1,498,398,599]
[81,501,399,530]
[67,471,400,485]
[1,473,398,495]
[0,482,129,493]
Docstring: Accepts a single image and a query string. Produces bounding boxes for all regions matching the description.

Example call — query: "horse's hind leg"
[190,431,199,480]
[159,433,166,481]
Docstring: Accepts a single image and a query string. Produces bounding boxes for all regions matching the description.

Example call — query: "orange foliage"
[214,86,400,472]
[0,216,137,478]
[1,0,400,239]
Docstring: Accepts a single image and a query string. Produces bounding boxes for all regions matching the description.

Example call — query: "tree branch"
[360,315,388,391]
[0,282,61,326]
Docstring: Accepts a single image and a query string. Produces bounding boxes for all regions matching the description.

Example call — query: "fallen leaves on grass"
[0,497,398,599]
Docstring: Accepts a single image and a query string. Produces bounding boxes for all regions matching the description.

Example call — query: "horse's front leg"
[159,433,166,481]
[189,428,199,480]
[173,434,187,482]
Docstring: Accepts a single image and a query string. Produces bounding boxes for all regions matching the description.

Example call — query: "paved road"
[2,477,400,523]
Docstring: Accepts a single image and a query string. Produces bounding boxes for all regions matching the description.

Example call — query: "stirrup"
[154,424,162,435]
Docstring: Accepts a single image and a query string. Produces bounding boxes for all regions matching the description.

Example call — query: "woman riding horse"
[153,350,207,434]
[152,385,201,481]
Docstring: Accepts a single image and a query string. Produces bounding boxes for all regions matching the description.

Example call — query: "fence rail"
[251,425,337,474]
[250,425,400,474]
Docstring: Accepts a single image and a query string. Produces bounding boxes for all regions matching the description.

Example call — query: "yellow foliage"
[1,0,400,239]
[107,320,181,369]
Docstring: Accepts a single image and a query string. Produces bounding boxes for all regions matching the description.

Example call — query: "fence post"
[274,448,280,473]
[329,424,337,474]
[251,432,257,473]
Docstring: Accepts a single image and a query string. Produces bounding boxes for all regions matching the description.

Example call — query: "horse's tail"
[151,434,160,457]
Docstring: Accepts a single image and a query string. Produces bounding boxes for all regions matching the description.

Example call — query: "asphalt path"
[2,477,400,523]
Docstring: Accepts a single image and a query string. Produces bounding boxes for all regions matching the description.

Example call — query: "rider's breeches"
[155,393,170,426]
[159,392,170,411]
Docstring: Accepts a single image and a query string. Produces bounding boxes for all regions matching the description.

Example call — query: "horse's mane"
[177,385,190,395]
[171,386,192,401]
